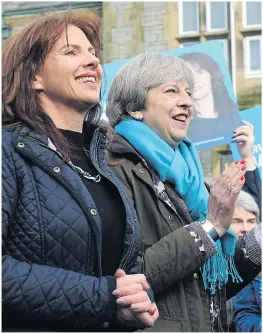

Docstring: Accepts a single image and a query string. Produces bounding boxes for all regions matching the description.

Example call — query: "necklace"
[68,147,101,183]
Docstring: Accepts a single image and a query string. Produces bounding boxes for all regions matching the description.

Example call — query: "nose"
[83,52,100,69]
[177,92,193,111]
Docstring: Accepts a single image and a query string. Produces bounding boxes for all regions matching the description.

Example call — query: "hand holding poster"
[101,41,241,150]
[230,105,262,178]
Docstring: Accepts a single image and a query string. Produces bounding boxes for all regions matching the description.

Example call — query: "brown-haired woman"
[2,9,158,331]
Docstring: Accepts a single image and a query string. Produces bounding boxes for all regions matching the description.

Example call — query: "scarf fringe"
[201,252,243,295]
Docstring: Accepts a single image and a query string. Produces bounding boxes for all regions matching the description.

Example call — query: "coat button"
[139,169,144,173]
[102,322,110,329]
[193,273,198,280]
[53,166,61,173]
[90,209,97,216]
[168,216,173,221]
[18,142,25,148]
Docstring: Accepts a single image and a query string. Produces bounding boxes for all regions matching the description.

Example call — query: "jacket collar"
[107,129,143,162]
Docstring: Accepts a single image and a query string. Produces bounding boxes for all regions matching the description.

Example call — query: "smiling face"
[231,208,257,239]
[186,62,212,100]
[141,80,193,148]
[33,24,103,113]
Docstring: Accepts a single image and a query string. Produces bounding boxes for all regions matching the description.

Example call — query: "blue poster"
[230,106,262,178]
[101,41,241,150]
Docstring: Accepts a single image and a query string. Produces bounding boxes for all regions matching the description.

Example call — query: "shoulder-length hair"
[179,52,238,117]
[2,9,102,158]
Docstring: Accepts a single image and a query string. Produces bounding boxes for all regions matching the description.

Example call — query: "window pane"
[246,2,261,26]
[182,41,199,47]
[250,40,261,71]
[183,2,198,32]
[210,2,227,29]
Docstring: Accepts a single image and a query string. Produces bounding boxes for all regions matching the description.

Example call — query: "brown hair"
[2,9,102,158]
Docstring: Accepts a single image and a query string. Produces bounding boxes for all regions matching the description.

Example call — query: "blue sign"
[101,41,241,150]
[230,106,262,178]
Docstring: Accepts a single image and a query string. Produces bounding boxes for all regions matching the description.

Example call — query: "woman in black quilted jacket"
[2,9,158,331]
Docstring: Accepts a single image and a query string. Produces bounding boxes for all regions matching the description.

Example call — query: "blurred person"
[234,272,261,332]
[2,10,159,332]
[226,121,262,332]
[226,191,261,331]
[105,52,261,332]
[232,120,261,216]
[179,52,241,142]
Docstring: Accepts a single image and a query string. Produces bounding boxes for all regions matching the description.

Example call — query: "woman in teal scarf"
[105,52,261,332]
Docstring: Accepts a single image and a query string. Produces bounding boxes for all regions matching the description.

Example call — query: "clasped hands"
[114,268,159,328]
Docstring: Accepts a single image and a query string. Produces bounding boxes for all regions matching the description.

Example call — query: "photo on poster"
[101,41,241,150]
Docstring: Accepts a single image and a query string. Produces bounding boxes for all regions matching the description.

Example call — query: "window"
[243,2,262,28]
[243,36,261,78]
[207,2,228,31]
[179,41,199,48]
[179,2,199,35]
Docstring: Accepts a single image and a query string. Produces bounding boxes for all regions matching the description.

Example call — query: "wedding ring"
[225,184,235,192]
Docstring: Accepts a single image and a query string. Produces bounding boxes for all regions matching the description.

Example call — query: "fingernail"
[116,298,125,305]
[235,161,239,164]
[131,304,139,310]
[240,160,246,164]
[112,289,120,297]
[241,176,245,180]
[241,166,246,171]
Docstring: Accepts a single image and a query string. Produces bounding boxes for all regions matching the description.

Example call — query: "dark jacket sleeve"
[243,169,262,220]
[226,235,261,299]
[140,228,206,293]
[2,138,117,329]
[234,281,261,332]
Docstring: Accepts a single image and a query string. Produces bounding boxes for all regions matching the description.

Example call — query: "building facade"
[2,1,262,183]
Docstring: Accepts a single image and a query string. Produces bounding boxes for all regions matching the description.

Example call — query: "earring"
[135,114,143,121]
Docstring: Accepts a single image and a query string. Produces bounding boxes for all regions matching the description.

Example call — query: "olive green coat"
[106,134,260,332]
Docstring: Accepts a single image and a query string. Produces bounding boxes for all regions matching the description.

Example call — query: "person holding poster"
[105,52,261,331]
[179,52,241,146]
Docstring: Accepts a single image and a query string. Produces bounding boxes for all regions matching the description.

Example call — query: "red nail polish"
[241,166,246,171]
[240,160,246,164]
[240,176,245,180]
[235,161,239,164]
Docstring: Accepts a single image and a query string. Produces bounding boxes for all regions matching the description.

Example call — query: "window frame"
[242,1,262,29]
[178,2,200,35]
[179,41,199,48]
[206,1,228,32]
[243,36,262,78]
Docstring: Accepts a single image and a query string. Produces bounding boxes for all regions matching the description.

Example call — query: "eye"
[165,88,177,94]
[186,91,192,97]
[65,50,76,56]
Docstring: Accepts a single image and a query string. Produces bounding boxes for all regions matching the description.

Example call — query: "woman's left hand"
[114,269,159,327]
[232,120,255,169]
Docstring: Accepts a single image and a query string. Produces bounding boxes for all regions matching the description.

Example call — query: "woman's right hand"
[115,269,159,328]
[207,161,247,237]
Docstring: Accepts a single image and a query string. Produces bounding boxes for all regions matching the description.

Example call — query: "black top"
[60,129,126,276]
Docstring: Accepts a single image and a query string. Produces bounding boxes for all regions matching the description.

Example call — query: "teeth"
[174,115,186,121]
[76,76,96,83]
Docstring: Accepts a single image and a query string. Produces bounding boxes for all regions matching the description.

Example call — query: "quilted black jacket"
[2,125,141,331]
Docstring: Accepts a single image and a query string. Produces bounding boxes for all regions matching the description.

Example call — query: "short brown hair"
[2,9,102,158]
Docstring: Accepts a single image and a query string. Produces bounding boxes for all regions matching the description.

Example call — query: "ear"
[128,111,144,121]
[32,74,44,91]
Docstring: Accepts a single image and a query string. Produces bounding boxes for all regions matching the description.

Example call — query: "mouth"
[172,114,189,124]
[75,72,98,87]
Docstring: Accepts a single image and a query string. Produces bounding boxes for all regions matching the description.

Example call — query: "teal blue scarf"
[115,119,242,294]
